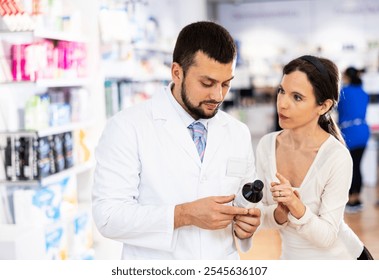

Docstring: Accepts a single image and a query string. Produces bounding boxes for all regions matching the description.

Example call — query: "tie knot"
[189,122,206,137]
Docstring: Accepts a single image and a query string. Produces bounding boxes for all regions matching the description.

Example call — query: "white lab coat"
[92,85,256,259]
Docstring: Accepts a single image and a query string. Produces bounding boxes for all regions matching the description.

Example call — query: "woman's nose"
[277,94,288,109]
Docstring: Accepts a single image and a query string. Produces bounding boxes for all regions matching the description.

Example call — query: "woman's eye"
[222,83,230,88]
[277,87,284,94]
[294,94,302,101]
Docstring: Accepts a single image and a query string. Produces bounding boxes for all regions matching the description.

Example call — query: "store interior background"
[0,0,378,260]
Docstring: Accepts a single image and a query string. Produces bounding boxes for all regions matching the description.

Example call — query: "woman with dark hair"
[338,67,370,213]
[255,55,373,259]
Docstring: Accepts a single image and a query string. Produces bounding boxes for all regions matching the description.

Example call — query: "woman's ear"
[319,99,333,115]
[171,62,183,83]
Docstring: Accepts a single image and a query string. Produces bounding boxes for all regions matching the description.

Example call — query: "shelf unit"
[0,78,88,87]
[0,27,92,179]
[99,0,173,118]
[0,119,94,182]
[30,121,93,138]
[36,78,89,88]
[0,1,96,259]
[0,160,95,187]
[33,29,87,43]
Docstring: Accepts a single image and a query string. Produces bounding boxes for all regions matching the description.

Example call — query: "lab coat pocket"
[226,157,250,178]
[223,158,251,195]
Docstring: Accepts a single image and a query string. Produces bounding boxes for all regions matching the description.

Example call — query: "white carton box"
[0,224,47,259]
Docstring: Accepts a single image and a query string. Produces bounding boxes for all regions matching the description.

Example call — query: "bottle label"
[233,193,258,209]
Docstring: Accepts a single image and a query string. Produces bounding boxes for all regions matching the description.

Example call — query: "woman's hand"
[270,172,305,220]
[271,181,289,224]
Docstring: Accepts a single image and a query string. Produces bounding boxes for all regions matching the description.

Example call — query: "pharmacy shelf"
[0,160,95,187]
[36,121,94,137]
[0,78,89,88]
[132,43,172,54]
[34,29,87,42]
[0,29,87,42]
[0,120,94,138]
[36,78,89,88]
[102,61,171,81]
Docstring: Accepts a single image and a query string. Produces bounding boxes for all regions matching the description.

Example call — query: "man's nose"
[209,84,223,102]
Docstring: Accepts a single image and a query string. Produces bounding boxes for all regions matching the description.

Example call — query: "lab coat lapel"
[152,87,201,166]
[202,114,228,168]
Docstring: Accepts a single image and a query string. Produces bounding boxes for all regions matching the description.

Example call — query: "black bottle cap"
[242,179,264,203]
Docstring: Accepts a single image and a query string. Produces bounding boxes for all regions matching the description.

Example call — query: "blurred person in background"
[338,67,370,213]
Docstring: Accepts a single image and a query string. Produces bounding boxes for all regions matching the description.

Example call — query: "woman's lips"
[278,113,289,120]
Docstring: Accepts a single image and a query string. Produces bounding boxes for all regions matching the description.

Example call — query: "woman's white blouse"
[256,131,363,260]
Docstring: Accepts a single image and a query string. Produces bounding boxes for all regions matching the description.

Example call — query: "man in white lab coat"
[92,21,261,259]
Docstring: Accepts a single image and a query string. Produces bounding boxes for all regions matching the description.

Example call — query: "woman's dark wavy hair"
[173,21,237,74]
[282,56,345,144]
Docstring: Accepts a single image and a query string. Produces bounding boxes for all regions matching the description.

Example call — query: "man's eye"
[202,82,213,87]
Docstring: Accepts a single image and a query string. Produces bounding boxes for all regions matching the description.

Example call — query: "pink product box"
[11,41,53,81]
[10,40,87,81]
[11,43,28,81]
[57,41,87,77]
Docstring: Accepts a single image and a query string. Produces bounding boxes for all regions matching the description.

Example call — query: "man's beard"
[180,80,220,120]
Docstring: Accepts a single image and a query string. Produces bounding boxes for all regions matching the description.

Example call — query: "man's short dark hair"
[173,21,237,73]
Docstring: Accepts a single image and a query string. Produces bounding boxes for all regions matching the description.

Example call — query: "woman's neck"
[282,126,329,150]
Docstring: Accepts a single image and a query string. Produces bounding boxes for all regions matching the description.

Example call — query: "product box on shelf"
[0,175,86,259]
[13,183,63,225]
[50,134,65,173]
[59,175,78,215]
[45,221,68,260]
[38,136,53,178]
[23,88,89,132]
[4,135,49,181]
[0,40,12,82]
[9,40,87,82]
[69,88,90,122]
[0,0,36,32]
[11,175,78,225]
[0,224,47,260]
[63,132,74,169]
[24,94,50,131]
[5,137,22,180]
[73,129,91,164]
[42,206,93,260]
[0,186,13,224]
[3,131,76,181]
[67,208,94,260]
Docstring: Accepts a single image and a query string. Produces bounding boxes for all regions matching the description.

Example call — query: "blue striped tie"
[189,122,207,162]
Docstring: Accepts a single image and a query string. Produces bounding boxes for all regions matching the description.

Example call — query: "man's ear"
[319,99,333,115]
[171,62,183,82]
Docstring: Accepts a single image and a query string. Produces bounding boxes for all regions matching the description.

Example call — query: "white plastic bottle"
[233,180,264,208]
